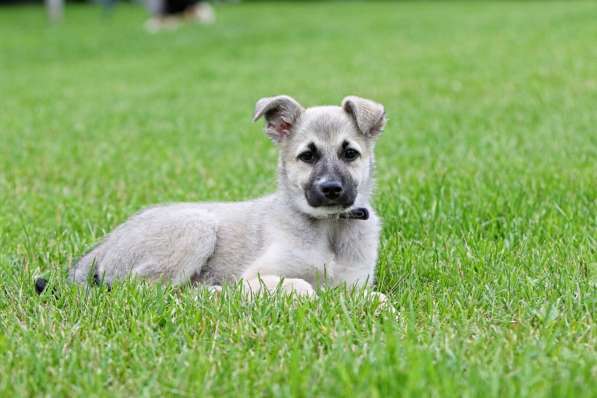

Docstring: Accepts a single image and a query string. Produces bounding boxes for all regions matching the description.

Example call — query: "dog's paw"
[207,285,222,294]
[243,276,316,298]
[367,291,396,314]
[244,275,279,296]
[280,278,316,297]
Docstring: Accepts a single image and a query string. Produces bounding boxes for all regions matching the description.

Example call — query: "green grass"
[1,1,596,396]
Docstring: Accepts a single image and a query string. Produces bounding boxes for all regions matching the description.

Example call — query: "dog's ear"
[341,96,386,138]
[253,95,304,142]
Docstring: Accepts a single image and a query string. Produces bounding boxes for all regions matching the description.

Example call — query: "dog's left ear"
[341,96,386,138]
[253,95,304,142]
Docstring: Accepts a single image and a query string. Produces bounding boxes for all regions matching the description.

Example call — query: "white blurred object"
[144,17,181,33]
[46,0,63,22]
[191,2,215,24]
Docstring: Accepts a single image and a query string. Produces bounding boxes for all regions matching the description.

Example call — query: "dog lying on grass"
[39,95,389,302]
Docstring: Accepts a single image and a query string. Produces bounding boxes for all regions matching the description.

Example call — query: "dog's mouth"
[304,190,356,210]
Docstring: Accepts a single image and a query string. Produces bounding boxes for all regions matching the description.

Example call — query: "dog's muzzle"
[305,179,356,209]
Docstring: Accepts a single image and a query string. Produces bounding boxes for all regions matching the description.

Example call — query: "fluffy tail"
[35,277,49,294]
[35,260,105,295]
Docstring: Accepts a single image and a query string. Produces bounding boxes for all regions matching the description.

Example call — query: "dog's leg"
[71,207,218,286]
[128,209,218,285]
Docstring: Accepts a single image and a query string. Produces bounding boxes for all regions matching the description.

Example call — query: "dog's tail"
[35,277,49,294]
[35,256,105,295]
[34,272,106,295]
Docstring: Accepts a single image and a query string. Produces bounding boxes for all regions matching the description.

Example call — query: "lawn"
[0,1,595,396]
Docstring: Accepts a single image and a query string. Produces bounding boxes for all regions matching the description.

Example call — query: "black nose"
[319,181,344,200]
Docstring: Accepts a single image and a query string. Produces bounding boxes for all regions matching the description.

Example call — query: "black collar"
[338,207,369,220]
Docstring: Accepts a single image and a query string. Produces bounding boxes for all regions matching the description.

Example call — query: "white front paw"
[369,291,388,303]
[244,275,280,296]
[244,276,316,298]
[206,285,222,294]
[368,291,396,314]
[281,278,316,297]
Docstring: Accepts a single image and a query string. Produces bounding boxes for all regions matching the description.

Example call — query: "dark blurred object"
[163,0,198,14]
[144,0,215,32]
[146,0,213,17]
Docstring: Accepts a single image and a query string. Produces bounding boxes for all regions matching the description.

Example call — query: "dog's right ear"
[253,95,304,142]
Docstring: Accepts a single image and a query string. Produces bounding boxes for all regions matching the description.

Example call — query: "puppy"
[68,95,387,298]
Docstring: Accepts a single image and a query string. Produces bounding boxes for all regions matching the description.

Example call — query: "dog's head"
[254,95,386,218]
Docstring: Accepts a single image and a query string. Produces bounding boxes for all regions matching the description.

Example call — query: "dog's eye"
[298,151,316,164]
[343,148,360,161]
